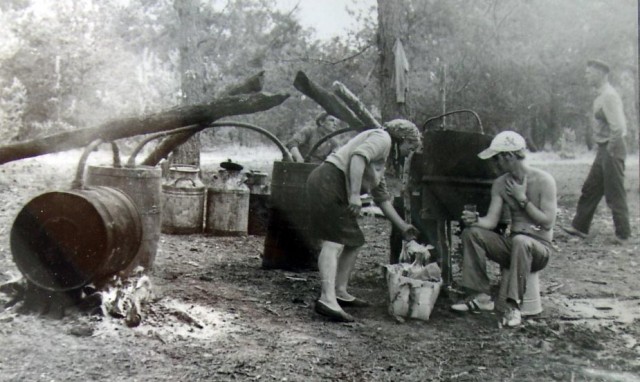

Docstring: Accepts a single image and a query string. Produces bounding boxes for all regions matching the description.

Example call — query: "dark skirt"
[305,163,365,247]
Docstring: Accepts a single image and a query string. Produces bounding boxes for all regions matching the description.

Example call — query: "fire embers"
[99,268,154,327]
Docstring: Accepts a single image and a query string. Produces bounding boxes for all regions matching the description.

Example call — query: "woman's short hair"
[383,119,421,145]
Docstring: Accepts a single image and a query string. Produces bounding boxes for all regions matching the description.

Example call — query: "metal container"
[205,167,250,236]
[86,164,161,274]
[262,161,319,270]
[245,170,270,236]
[161,165,205,234]
[11,186,142,292]
[415,130,499,221]
[495,269,542,316]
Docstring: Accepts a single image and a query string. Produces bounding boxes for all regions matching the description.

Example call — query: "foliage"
[377,0,637,151]
[0,0,637,153]
[0,77,27,142]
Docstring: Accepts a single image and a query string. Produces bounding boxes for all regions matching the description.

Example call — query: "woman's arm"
[348,154,367,216]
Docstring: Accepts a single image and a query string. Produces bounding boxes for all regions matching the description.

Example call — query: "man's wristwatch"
[519,198,529,209]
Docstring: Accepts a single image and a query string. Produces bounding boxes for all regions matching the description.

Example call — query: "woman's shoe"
[314,300,355,322]
[337,297,371,308]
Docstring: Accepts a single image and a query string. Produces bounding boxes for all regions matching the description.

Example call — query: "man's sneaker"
[451,295,494,313]
[561,225,587,239]
[502,307,522,328]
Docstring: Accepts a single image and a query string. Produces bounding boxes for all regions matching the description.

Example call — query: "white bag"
[385,263,442,321]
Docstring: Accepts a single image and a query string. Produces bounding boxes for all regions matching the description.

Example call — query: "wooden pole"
[332,81,382,129]
[293,71,366,130]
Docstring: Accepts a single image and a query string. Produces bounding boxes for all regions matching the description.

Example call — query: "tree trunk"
[377,0,408,122]
[0,92,290,165]
[173,0,207,166]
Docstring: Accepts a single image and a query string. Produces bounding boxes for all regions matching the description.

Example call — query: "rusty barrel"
[161,165,206,234]
[85,165,162,274]
[10,186,142,292]
[262,161,319,270]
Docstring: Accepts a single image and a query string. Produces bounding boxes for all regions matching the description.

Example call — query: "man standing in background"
[562,60,630,244]
[287,112,341,163]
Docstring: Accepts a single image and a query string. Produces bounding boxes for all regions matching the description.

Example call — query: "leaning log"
[0,91,290,165]
[332,81,382,129]
[141,71,267,166]
[219,70,265,97]
[293,71,365,130]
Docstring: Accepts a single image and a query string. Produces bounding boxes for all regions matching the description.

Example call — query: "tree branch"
[0,91,289,165]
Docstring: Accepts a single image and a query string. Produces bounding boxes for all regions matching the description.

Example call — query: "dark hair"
[315,112,330,127]
[494,150,526,160]
[587,59,610,74]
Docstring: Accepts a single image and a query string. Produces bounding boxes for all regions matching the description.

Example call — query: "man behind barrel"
[451,131,557,328]
[306,119,421,322]
[287,112,341,163]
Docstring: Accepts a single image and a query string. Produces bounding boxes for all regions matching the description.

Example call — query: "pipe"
[304,127,357,162]
[422,109,484,134]
[73,140,121,189]
[208,121,292,162]
[126,121,292,167]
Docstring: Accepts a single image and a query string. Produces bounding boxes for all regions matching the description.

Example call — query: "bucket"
[262,161,319,270]
[205,166,250,236]
[10,186,142,292]
[161,165,205,234]
[86,162,161,274]
[495,269,542,316]
[384,263,442,321]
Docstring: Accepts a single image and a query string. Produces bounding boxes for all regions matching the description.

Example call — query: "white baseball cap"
[478,130,526,160]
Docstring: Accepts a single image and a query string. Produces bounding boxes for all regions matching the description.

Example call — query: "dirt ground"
[0,148,639,382]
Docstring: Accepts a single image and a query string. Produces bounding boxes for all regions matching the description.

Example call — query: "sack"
[399,240,433,265]
[385,263,442,321]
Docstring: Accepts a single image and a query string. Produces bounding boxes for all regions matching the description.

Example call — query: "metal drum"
[416,130,499,220]
[11,186,142,292]
[86,164,161,274]
[262,161,319,270]
[205,164,250,236]
[161,165,205,234]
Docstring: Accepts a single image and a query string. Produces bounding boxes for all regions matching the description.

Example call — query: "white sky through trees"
[274,0,377,40]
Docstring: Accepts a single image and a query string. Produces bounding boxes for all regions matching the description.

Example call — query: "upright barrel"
[161,165,205,234]
[86,165,162,273]
[262,161,319,270]
[10,187,142,291]
[205,168,250,236]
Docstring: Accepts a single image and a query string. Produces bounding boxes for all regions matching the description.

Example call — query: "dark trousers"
[460,227,551,304]
[572,144,630,239]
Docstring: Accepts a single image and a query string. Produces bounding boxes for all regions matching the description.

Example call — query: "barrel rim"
[87,165,162,177]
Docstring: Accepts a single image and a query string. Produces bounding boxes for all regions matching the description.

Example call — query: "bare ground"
[0,149,639,382]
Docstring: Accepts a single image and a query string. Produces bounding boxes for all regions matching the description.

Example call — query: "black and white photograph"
[0,0,638,380]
